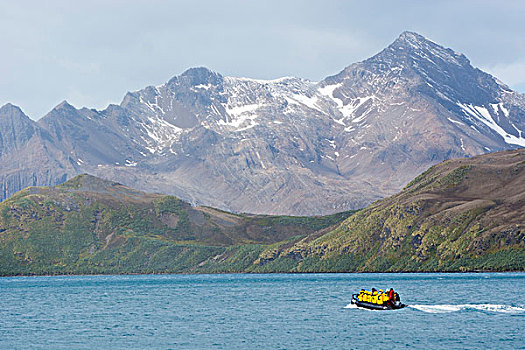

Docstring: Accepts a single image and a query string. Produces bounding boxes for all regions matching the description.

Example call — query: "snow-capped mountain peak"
[2,31,524,216]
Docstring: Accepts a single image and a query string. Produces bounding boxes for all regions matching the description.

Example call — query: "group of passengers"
[357,288,399,306]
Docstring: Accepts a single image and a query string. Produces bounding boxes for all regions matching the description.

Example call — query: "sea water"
[0,273,524,349]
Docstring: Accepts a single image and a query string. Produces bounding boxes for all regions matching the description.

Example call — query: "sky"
[1,0,525,120]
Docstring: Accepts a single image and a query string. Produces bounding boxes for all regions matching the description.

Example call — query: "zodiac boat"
[351,290,407,310]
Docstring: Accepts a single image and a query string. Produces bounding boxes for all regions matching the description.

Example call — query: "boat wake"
[344,303,525,313]
[408,304,525,314]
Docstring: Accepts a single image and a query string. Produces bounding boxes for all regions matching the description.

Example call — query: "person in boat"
[387,288,395,306]
[378,289,385,305]
[358,289,372,303]
[388,288,395,302]
[369,288,377,304]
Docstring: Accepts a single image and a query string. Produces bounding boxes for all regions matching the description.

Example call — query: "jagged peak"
[105,103,125,113]
[0,102,25,114]
[168,66,223,87]
[385,31,468,66]
[390,31,441,51]
[53,100,77,111]
[325,31,471,84]
[0,103,33,123]
[181,66,217,76]
[120,92,136,107]
[395,31,429,45]
[38,100,91,125]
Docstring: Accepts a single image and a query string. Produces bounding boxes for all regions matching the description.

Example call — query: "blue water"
[1,273,524,349]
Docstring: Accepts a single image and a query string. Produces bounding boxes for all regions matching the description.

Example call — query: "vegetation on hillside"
[1,150,524,276]
[254,150,525,272]
[0,174,353,275]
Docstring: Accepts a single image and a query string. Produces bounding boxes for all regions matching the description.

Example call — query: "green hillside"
[0,174,351,275]
[1,149,524,276]
[254,150,525,272]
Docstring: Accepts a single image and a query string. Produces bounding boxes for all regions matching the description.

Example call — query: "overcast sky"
[1,0,525,120]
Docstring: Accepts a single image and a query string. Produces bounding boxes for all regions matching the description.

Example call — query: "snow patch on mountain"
[318,84,379,123]
[457,102,525,147]
[141,116,183,153]
[225,103,260,118]
[140,95,165,115]
[318,83,343,108]
[234,76,297,84]
[344,96,376,121]
[447,117,465,126]
[217,103,262,130]
[194,83,212,90]
[284,94,324,114]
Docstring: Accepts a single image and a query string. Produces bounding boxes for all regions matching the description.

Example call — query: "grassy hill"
[254,149,525,272]
[0,174,351,275]
[0,149,524,276]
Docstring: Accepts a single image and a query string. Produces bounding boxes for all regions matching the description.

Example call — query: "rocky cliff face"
[0,104,74,201]
[1,32,524,215]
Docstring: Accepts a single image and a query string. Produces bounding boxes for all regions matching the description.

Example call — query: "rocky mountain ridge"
[1,31,525,215]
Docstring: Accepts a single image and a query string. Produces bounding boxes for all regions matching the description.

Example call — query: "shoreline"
[2,270,525,278]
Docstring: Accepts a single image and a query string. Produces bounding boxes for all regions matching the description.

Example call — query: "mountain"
[0,150,523,276]
[1,31,525,215]
[0,174,351,275]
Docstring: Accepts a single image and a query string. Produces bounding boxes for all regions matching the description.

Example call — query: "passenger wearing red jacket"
[388,288,395,304]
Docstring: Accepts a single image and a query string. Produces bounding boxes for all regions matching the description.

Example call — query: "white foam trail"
[409,305,462,313]
[409,304,525,314]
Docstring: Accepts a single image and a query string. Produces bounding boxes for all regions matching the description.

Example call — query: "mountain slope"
[1,32,525,215]
[255,149,525,272]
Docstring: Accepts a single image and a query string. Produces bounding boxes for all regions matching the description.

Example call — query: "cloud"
[1,0,524,119]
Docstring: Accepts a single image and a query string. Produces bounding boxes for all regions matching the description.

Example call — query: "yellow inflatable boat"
[351,289,406,310]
